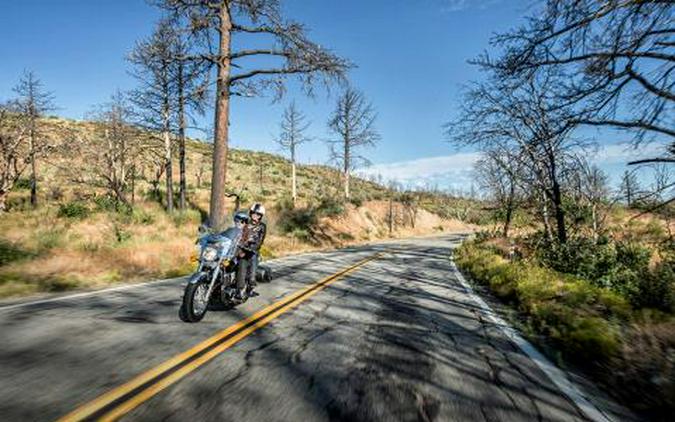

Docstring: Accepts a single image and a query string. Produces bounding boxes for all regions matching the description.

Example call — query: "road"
[0,235,632,421]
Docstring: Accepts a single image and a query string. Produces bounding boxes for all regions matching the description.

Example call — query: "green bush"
[131,208,155,225]
[0,240,30,266]
[455,241,627,363]
[635,259,675,312]
[316,196,345,217]
[57,201,90,219]
[278,207,318,235]
[94,195,131,214]
[14,178,32,190]
[348,196,364,207]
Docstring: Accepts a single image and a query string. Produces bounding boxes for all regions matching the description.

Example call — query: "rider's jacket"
[240,221,267,254]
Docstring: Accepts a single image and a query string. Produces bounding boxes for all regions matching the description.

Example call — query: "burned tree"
[474,148,524,237]
[481,0,675,160]
[13,71,55,207]
[155,0,351,229]
[448,75,585,243]
[620,169,641,207]
[128,19,180,212]
[276,101,311,207]
[0,102,29,211]
[327,87,380,200]
[71,92,141,205]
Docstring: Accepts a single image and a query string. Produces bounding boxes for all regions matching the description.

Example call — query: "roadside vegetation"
[0,116,478,299]
[447,1,674,419]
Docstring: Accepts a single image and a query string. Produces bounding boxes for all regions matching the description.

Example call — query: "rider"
[235,203,267,298]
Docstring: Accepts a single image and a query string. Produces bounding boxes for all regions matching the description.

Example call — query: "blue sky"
[0,0,663,193]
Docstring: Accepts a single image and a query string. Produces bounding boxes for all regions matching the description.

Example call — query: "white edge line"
[0,277,184,312]
[450,259,615,422]
[0,249,341,312]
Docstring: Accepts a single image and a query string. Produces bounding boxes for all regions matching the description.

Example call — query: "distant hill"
[0,116,479,298]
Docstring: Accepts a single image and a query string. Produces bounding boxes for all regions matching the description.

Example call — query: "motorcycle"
[179,215,251,323]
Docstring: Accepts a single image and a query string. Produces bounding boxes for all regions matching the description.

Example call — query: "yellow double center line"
[58,253,381,422]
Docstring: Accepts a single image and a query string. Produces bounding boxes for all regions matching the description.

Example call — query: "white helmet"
[249,203,265,217]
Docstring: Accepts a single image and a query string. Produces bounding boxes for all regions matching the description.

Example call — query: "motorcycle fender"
[188,271,208,285]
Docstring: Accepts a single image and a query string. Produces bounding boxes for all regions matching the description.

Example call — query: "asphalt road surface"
[0,235,634,421]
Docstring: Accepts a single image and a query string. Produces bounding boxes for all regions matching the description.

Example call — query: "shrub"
[58,201,90,220]
[316,196,345,217]
[277,207,318,235]
[634,259,675,312]
[0,240,30,266]
[94,195,131,214]
[348,196,364,207]
[14,178,31,190]
[455,240,628,363]
[131,208,155,225]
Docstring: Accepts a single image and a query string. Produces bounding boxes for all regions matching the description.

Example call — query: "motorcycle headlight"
[202,246,219,261]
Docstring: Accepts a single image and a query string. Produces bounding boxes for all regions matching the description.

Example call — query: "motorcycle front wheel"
[180,280,210,323]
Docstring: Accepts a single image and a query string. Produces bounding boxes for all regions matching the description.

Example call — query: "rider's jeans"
[236,253,258,290]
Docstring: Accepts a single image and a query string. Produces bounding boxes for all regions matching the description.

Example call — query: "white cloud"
[440,0,468,13]
[439,0,504,13]
[591,142,666,165]
[356,141,669,192]
[357,152,480,191]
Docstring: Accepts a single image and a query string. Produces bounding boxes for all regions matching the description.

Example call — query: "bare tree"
[619,169,641,207]
[70,92,141,205]
[479,0,675,160]
[13,70,55,207]
[174,33,210,211]
[276,101,311,207]
[128,19,180,212]
[154,0,351,229]
[572,160,611,241]
[448,75,585,243]
[475,148,524,237]
[327,87,380,200]
[0,102,29,211]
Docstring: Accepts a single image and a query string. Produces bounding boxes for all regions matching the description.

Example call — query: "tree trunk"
[592,205,598,239]
[178,62,187,211]
[344,126,350,200]
[551,180,567,243]
[209,5,232,230]
[503,183,515,237]
[259,161,264,193]
[291,161,297,208]
[0,190,7,212]
[541,191,553,241]
[131,164,136,206]
[344,171,350,200]
[29,125,37,207]
[163,128,174,213]
[388,194,393,236]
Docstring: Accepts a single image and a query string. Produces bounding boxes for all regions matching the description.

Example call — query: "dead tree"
[474,148,524,237]
[571,160,610,241]
[0,102,29,211]
[619,169,641,207]
[174,32,210,211]
[276,101,311,207]
[448,75,585,243]
[155,0,351,229]
[13,71,55,207]
[128,19,180,212]
[479,0,675,161]
[71,92,141,205]
[327,87,380,200]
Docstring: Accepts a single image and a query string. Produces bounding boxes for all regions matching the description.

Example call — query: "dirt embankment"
[264,200,476,256]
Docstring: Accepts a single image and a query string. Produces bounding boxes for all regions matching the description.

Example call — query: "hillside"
[0,116,478,298]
